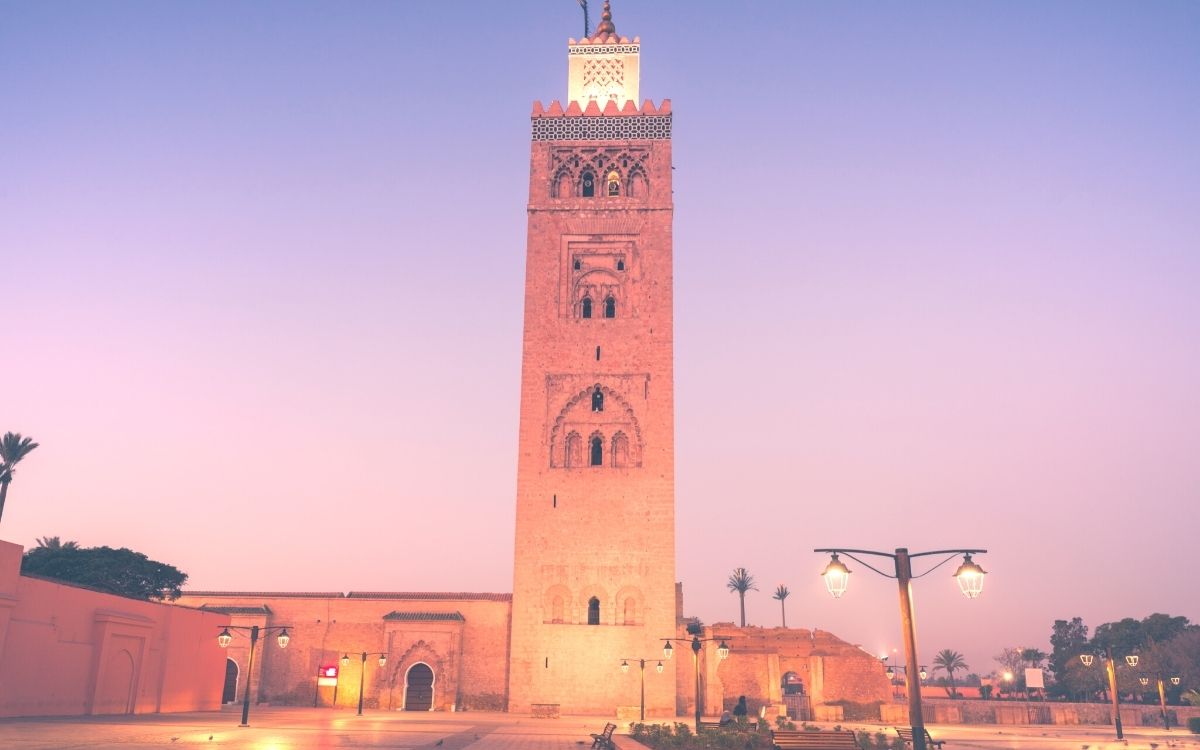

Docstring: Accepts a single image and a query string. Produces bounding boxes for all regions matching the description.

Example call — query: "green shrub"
[1187,716,1200,734]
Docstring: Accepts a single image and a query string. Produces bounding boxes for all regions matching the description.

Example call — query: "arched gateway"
[404,663,434,711]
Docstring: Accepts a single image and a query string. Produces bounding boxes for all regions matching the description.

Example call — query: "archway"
[222,658,239,704]
[404,663,434,711]
[94,648,135,714]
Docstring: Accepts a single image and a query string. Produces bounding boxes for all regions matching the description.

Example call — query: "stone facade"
[174,592,512,712]
[507,9,678,717]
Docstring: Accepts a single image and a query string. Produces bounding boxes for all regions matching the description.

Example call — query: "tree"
[932,649,968,697]
[36,536,79,550]
[1048,617,1089,697]
[994,648,1026,693]
[772,584,790,628]
[0,432,39,524]
[727,567,757,627]
[21,544,187,601]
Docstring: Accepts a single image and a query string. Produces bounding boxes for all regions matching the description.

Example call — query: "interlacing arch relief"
[549,148,649,199]
[548,383,644,468]
[388,640,442,688]
[573,270,622,318]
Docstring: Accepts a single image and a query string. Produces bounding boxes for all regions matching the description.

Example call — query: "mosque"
[176,3,887,719]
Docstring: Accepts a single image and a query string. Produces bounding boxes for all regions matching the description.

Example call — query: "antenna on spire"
[577,0,590,37]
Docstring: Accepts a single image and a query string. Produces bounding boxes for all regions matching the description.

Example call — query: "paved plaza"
[2,708,1199,750]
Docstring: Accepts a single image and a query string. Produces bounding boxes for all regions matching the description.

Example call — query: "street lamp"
[815,547,987,750]
[340,651,388,716]
[1080,646,1137,739]
[662,634,732,733]
[216,624,292,727]
[1139,670,1182,729]
[619,657,665,721]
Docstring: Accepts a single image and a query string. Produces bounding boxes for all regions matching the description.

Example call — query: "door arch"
[94,648,135,714]
[403,662,434,711]
[222,658,239,704]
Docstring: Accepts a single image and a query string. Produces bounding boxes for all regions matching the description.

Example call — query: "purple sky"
[3,1,1198,677]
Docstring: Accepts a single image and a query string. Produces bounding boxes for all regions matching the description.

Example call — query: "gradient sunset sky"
[3,1,1198,677]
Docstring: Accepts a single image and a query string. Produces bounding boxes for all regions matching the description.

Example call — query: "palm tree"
[36,536,79,550]
[773,584,790,628]
[933,649,968,697]
[727,567,757,627]
[0,432,39,524]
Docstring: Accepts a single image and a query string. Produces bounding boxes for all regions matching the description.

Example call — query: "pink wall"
[0,539,230,717]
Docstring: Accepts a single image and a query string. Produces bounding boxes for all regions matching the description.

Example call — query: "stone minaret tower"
[507,2,677,715]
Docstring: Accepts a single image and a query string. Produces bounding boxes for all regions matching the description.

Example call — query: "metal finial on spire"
[594,0,616,37]
[577,0,590,37]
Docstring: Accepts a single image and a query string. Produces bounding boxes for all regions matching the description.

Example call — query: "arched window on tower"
[604,296,616,318]
[554,171,572,199]
[581,297,593,319]
[581,171,596,198]
[587,597,601,625]
[590,435,603,466]
[623,597,636,625]
[591,386,604,412]
[551,596,564,624]
[606,171,621,197]
[629,170,648,198]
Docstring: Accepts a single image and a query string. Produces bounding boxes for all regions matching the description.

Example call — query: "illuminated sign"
[317,665,339,687]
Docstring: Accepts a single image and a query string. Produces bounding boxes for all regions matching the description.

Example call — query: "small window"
[604,296,616,319]
[591,387,604,412]
[590,436,603,466]
[581,171,595,198]
[587,596,600,625]
[606,171,621,197]
[616,259,625,271]
[581,297,593,319]
[574,258,581,270]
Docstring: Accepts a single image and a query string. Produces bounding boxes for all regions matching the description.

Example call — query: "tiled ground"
[1,707,1198,750]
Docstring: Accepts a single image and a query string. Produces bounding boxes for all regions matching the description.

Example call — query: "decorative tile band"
[532,115,671,141]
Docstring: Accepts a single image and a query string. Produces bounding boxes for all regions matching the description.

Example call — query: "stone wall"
[0,539,228,717]
[176,591,512,711]
[881,698,1200,727]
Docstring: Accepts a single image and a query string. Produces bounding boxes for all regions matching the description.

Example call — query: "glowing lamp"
[1080,654,1094,667]
[1003,671,1013,682]
[886,667,895,680]
[656,661,664,674]
[621,660,630,674]
[217,628,233,648]
[1125,654,1139,667]
[276,629,290,649]
[716,640,730,660]
[378,654,387,667]
[341,654,351,667]
[953,554,987,599]
[663,640,673,660]
[1139,677,1150,687]
[919,667,928,681]
[1171,677,1181,686]
[821,553,851,598]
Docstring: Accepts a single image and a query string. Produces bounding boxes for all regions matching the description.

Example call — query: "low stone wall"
[878,698,1200,727]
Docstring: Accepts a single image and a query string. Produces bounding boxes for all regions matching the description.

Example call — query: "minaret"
[508,2,678,715]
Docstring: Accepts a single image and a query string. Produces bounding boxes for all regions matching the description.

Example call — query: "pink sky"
[3,1,1198,677]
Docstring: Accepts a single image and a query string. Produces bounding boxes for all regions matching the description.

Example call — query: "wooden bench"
[591,722,617,749]
[895,727,944,750]
[531,702,560,719]
[772,729,860,750]
[698,720,723,731]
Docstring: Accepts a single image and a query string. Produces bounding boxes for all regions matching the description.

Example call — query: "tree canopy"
[21,543,188,601]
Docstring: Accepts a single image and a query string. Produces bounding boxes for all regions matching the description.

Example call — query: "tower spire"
[594,0,616,38]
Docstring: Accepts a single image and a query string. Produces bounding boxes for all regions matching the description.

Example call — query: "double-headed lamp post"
[816,547,987,750]
[341,651,388,716]
[620,657,665,721]
[1079,648,1141,739]
[217,624,292,727]
[1135,669,1181,730]
[662,635,731,733]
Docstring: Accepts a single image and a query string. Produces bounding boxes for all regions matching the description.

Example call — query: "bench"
[531,703,560,719]
[772,729,860,750]
[698,720,723,731]
[591,722,617,749]
[895,727,944,750]
[701,719,760,732]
